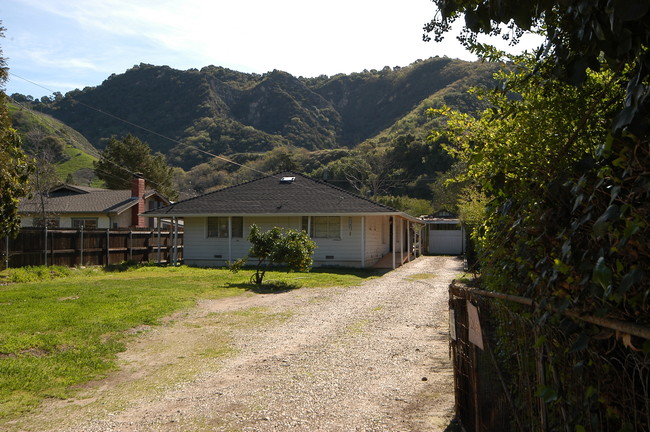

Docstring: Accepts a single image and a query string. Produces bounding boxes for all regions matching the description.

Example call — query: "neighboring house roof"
[19,184,168,215]
[144,172,419,220]
[421,210,460,224]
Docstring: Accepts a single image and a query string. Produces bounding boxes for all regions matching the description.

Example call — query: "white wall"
[363,215,390,267]
[313,215,362,267]
[183,215,377,268]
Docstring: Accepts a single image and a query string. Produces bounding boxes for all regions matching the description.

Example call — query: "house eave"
[142,211,424,224]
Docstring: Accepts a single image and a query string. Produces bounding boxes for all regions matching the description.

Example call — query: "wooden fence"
[1,227,183,269]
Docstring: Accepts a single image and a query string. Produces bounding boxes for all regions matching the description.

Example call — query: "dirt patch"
[4,256,462,432]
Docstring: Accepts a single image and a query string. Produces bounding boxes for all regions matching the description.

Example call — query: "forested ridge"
[25,57,495,166]
[10,56,497,202]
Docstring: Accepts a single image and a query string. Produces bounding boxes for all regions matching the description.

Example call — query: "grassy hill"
[8,102,101,186]
[10,57,498,202]
[28,58,496,170]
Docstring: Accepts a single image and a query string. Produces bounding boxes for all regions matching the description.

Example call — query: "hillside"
[8,102,100,186]
[29,58,498,170]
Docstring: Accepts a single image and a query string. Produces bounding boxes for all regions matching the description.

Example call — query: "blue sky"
[2,0,543,98]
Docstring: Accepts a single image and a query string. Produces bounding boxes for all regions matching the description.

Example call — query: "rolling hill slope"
[28,57,497,170]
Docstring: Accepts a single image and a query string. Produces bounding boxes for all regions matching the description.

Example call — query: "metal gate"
[449,286,514,431]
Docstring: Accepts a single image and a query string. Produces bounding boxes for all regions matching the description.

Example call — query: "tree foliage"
[428,2,650,429]
[428,0,649,332]
[231,224,316,286]
[20,58,495,169]
[333,142,396,198]
[373,195,432,218]
[0,24,33,238]
[94,134,178,200]
[424,0,650,132]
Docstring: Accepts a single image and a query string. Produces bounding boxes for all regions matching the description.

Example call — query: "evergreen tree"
[94,134,178,200]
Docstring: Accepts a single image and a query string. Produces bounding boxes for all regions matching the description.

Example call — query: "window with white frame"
[312,216,340,239]
[71,218,97,229]
[207,217,243,238]
[207,217,227,238]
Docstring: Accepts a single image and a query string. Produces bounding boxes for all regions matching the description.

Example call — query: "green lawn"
[0,265,377,419]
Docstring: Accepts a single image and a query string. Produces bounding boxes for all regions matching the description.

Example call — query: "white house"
[19,176,170,229]
[143,172,424,269]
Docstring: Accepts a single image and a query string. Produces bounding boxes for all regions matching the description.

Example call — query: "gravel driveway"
[8,255,462,432]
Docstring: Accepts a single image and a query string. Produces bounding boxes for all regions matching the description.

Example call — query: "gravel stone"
[9,256,461,432]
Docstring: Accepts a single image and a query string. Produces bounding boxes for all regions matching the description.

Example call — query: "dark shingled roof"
[19,184,166,215]
[144,172,400,217]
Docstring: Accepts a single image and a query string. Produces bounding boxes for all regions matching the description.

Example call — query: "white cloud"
[11,0,446,75]
[3,0,543,96]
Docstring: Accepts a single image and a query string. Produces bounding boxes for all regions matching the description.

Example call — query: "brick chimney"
[131,173,146,228]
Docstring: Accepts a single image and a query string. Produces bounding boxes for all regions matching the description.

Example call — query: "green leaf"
[536,385,559,403]
[620,268,643,293]
[593,204,619,238]
[592,257,612,290]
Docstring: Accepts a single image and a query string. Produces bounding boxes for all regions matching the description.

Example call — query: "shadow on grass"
[224,267,388,294]
[103,260,150,272]
[225,280,303,294]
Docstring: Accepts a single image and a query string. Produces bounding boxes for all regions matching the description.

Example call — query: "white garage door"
[429,224,464,255]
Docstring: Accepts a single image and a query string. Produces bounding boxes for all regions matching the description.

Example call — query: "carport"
[422,211,465,255]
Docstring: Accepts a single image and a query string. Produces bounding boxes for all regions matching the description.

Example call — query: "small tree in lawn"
[232,224,316,286]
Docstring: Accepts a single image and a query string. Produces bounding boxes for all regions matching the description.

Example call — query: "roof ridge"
[282,171,399,212]
[148,170,402,216]
[166,173,272,209]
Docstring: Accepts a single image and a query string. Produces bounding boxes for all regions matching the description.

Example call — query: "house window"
[207,217,228,238]
[34,218,60,228]
[231,217,243,238]
[207,217,243,238]
[313,216,340,239]
[301,216,310,235]
[72,218,98,229]
[148,200,164,210]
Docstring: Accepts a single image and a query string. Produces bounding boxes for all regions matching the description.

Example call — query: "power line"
[8,72,271,180]
[7,72,426,206]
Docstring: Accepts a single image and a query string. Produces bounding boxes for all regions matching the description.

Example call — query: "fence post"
[4,235,8,270]
[105,229,110,266]
[80,226,84,266]
[173,217,179,265]
[471,344,481,432]
[129,230,133,261]
[157,221,161,264]
[44,226,48,266]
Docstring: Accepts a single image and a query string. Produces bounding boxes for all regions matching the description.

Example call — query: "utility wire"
[9,72,271,180]
[8,96,171,191]
[8,72,419,207]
